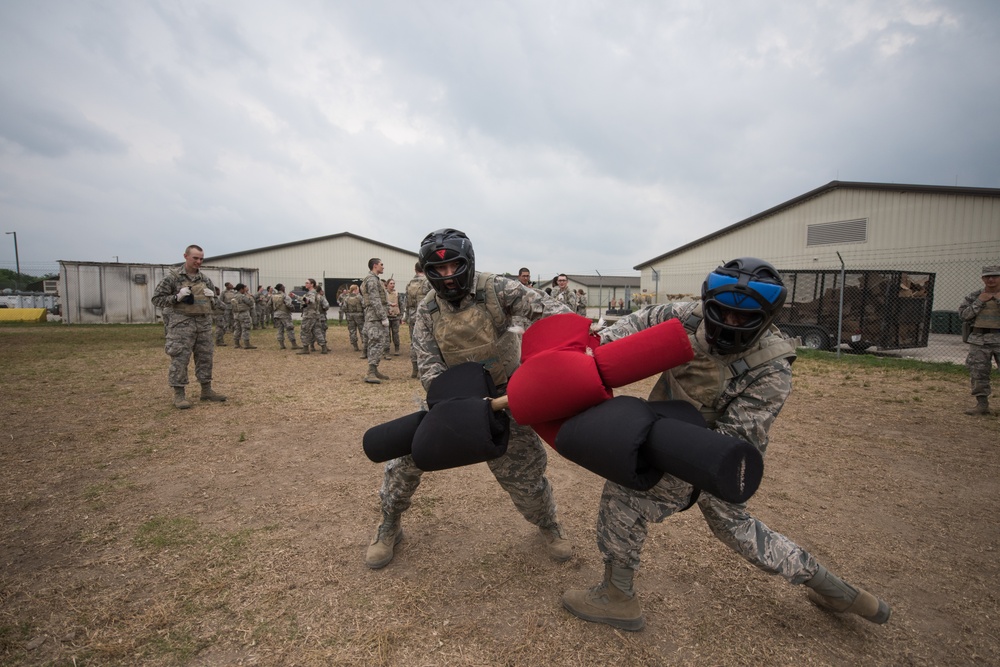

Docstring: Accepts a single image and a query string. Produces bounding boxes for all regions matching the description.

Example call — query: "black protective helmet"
[701,257,786,355]
[419,228,475,301]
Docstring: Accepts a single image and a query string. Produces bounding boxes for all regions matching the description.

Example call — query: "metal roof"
[635,180,1000,269]
[202,231,418,262]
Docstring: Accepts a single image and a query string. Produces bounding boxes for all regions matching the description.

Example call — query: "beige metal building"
[203,232,420,298]
[636,181,1000,312]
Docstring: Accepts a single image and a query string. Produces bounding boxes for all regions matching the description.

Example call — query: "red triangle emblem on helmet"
[435,249,447,260]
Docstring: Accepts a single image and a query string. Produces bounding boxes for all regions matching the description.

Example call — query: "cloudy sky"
[1,1,998,280]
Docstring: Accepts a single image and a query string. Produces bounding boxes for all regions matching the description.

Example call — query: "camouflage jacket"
[958,289,1000,345]
[151,269,219,320]
[597,301,792,455]
[412,272,572,391]
[362,272,388,322]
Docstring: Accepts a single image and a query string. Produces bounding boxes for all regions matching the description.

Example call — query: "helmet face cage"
[701,258,786,355]
[419,228,475,301]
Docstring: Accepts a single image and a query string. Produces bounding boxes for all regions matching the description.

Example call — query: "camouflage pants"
[274,313,296,345]
[346,314,364,348]
[213,313,227,344]
[596,474,818,584]
[385,318,401,353]
[378,419,559,531]
[408,322,418,365]
[233,312,253,344]
[164,314,214,387]
[364,321,386,365]
[966,342,1000,397]
[301,315,327,347]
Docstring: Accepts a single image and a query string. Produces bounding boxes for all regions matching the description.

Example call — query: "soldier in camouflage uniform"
[230,283,257,349]
[215,282,235,346]
[554,274,579,312]
[404,263,432,378]
[562,258,891,632]
[340,284,365,352]
[271,283,299,350]
[958,264,1000,415]
[362,259,390,383]
[297,278,329,355]
[365,229,574,570]
[150,245,227,409]
[384,278,403,357]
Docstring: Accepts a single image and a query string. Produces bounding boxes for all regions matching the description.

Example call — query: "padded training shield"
[411,397,510,471]
[414,361,510,471]
[426,361,500,407]
[519,312,593,360]
[507,349,611,425]
[592,319,694,388]
[642,405,764,503]
[363,410,426,462]
[554,396,664,491]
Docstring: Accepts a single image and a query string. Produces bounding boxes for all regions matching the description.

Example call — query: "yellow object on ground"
[0,308,48,322]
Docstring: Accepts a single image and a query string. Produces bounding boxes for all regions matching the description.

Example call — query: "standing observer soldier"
[365,228,574,569]
[362,258,390,384]
[384,278,403,357]
[404,263,431,378]
[215,282,236,347]
[959,264,1000,416]
[231,283,257,349]
[297,278,329,355]
[341,284,365,352]
[271,283,299,350]
[151,244,227,409]
[562,258,891,632]
[555,274,579,312]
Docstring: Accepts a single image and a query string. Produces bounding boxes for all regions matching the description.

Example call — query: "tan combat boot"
[805,564,891,624]
[365,518,403,569]
[562,564,644,631]
[297,345,311,355]
[172,387,192,410]
[321,345,329,354]
[540,525,573,562]
[200,383,227,402]
[965,396,990,415]
[234,340,242,348]
[291,341,300,349]
[373,365,390,380]
[279,341,287,350]
[364,365,382,384]
[244,343,257,350]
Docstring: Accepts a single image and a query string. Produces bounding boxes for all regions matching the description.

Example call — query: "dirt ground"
[1,322,999,666]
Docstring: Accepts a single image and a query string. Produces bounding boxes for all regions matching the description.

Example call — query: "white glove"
[203,288,215,297]
[177,287,192,300]
[381,319,389,327]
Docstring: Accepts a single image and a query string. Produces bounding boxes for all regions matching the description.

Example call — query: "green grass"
[796,348,970,375]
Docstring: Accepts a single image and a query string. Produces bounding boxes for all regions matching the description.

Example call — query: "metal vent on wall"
[806,218,868,246]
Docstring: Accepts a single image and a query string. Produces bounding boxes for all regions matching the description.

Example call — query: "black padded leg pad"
[642,418,764,503]
[363,410,425,463]
[554,396,664,491]
[411,397,510,471]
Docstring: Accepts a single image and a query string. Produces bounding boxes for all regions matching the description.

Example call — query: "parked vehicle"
[774,269,935,352]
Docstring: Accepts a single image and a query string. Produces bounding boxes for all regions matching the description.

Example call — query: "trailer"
[773,269,935,352]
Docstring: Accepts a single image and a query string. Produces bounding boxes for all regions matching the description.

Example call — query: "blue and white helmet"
[701,257,786,354]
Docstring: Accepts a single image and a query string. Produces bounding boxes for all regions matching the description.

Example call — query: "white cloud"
[0,0,996,278]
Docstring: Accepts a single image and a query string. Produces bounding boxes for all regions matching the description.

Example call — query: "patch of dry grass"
[1,322,999,665]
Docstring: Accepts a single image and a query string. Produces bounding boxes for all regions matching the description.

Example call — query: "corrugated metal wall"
[58,262,258,324]
[642,188,1000,311]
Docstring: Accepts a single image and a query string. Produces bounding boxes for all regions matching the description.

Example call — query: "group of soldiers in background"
[204,265,601,384]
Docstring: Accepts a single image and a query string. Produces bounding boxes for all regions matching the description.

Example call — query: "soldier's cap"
[983,265,1000,277]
